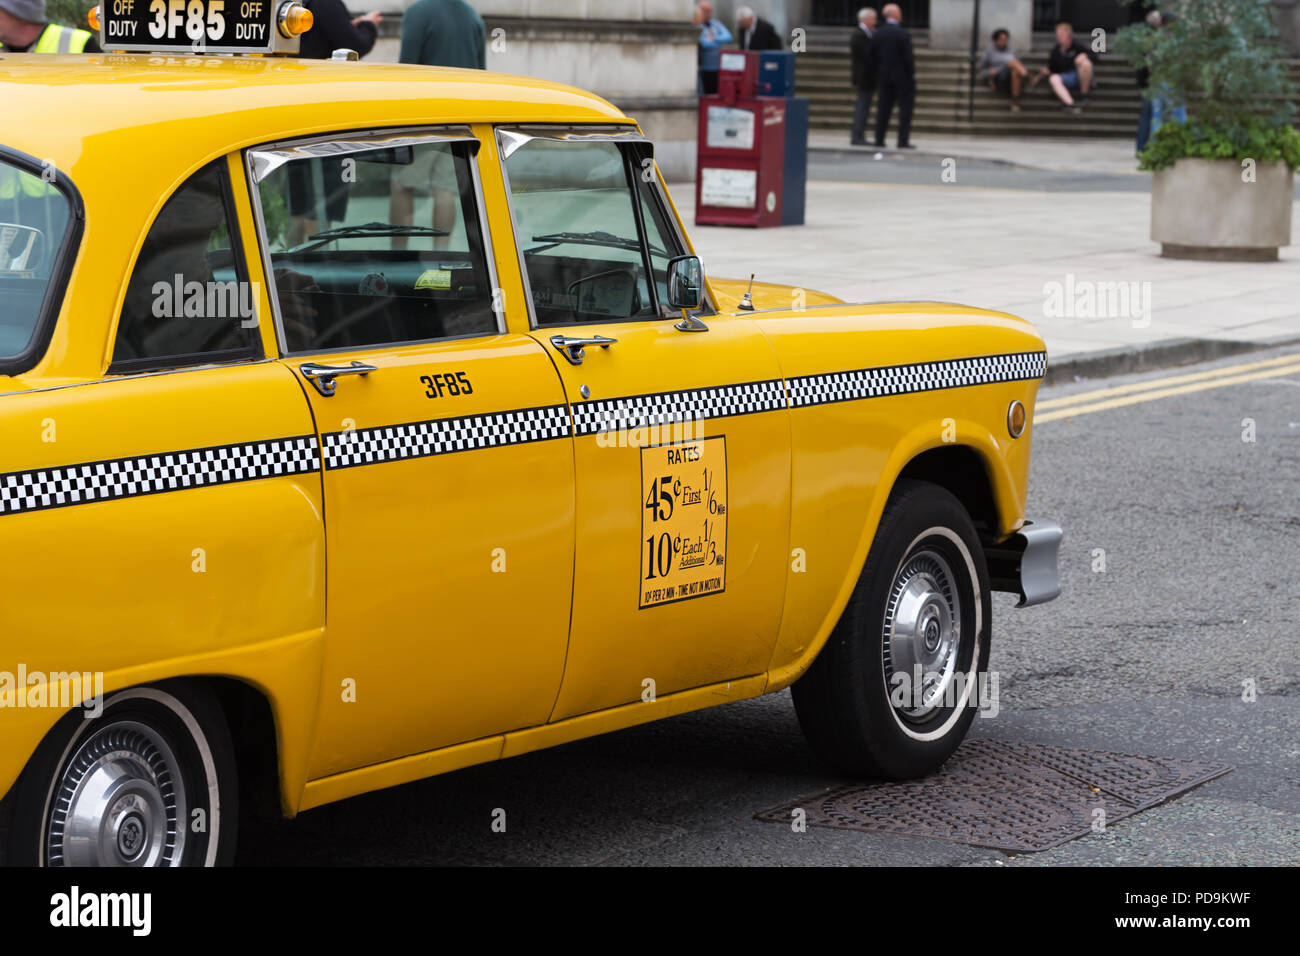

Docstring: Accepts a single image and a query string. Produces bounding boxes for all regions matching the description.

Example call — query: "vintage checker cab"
[0,2,1060,866]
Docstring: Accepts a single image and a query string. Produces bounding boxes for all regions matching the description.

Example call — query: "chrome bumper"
[985,518,1063,607]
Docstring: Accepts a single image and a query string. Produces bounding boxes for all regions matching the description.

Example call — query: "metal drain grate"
[756,740,1232,852]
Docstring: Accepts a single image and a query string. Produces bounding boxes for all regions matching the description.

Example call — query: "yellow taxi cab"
[0,2,1060,866]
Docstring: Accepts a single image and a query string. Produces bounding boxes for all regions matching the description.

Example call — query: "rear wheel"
[792,479,992,779]
[5,680,238,866]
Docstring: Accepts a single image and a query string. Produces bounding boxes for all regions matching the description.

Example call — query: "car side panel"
[750,307,1046,690]
[0,362,326,803]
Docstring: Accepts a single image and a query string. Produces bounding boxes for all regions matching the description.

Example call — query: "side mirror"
[0,223,45,275]
[666,254,703,311]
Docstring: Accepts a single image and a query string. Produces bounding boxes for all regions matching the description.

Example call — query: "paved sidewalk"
[808,131,1146,176]
[678,177,1300,369]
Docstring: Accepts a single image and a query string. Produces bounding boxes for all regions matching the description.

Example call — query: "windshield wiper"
[529,230,669,258]
[292,221,450,252]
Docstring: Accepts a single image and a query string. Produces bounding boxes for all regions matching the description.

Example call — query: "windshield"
[0,158,72,362]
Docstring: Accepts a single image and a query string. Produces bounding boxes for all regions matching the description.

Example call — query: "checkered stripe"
[322,403,572,470]
[0,436,320,518]
[788,351,1048,408]
[572,379,787,437]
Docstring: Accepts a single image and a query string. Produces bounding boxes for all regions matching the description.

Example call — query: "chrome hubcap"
[883,549,962,721]
[46,721,186,867]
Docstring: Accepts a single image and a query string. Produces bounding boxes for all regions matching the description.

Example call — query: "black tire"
[792,479,992,779]
[4,679,238,866]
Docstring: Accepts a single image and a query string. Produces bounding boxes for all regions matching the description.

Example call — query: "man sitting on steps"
[978,27,1029,112]
[1037,21,1096,114]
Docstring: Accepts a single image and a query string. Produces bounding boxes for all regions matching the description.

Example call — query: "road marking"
[1038,352,1300,410]
[1035,360,1300,423]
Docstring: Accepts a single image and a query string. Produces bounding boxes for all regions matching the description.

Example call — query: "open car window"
[250,134,498,354]
[501,135,686,327]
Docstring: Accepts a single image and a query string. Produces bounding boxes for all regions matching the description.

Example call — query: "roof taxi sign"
[95,0,313,55]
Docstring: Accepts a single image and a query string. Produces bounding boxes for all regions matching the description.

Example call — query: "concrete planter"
[1151,158,1294,261]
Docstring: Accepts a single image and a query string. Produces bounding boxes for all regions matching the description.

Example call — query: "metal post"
[968,0,982,123]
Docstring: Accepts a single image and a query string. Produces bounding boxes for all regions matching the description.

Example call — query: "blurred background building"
[360,0,1299,179]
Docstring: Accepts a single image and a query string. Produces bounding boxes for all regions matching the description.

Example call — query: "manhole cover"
[755,740,1232,852]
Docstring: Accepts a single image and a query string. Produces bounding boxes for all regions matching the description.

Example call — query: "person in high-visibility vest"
[0,0,101,53]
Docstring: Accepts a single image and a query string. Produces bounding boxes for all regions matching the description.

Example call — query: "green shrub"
[1115,0,1300,170]
[1139,118,1300,171]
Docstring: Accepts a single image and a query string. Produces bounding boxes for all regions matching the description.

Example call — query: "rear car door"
[246,129,575,777]
[1,156,324,750]
[496,127,792,720]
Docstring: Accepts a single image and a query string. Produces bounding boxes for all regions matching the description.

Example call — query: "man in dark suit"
[849,7,878,146]
[736,6,782,50]
[872,3,917,148]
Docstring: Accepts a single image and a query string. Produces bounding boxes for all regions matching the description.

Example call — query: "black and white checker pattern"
[322,403,572,470]
[0,352,1047,517]
[0,436,320,518]
[788,351,1047,409]
[572,379,787,437]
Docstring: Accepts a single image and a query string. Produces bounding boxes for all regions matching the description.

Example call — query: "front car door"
[496,127,793,720]
[246,128,575,777]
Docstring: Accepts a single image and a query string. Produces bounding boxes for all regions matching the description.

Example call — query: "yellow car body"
[0,52,1057,860]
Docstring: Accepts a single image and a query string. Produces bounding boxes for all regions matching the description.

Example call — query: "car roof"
[2,54,631,185]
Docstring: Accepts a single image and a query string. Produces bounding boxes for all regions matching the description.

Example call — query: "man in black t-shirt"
[1036,21,1095,113]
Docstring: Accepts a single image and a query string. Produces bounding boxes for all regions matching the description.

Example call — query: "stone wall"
[363,0,701,181]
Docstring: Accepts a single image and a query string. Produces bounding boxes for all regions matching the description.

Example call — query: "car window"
[0,157,72,363]
[112,160,260,370]
[631,147,688,313]
[253,139,497,353]
[503,138,667,327]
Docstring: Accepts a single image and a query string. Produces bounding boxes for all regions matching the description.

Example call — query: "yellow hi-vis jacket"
[0,23,94,53]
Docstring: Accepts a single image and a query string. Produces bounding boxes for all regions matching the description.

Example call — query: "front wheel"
[792,479,992,779]
[5,680,238,866]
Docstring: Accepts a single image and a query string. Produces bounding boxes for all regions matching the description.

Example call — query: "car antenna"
[738,274,755,312]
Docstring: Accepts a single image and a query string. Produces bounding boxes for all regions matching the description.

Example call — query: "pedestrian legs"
[851,88,874,144]
[874,83,897,146]
[896,79,915,146]
[1136,98,1153,153]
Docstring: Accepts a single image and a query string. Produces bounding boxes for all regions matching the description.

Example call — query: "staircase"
[796,25,1300,139]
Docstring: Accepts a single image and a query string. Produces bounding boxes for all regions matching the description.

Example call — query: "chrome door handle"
[299,361,377,397]
[550,334,616,366]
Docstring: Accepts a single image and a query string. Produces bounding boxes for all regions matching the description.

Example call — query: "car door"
[496,127,792,720]
[246,128,575,777]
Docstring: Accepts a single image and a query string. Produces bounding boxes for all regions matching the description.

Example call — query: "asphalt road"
[240,347,1300,866]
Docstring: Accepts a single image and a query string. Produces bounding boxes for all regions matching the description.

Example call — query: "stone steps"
[791,44,1300,139]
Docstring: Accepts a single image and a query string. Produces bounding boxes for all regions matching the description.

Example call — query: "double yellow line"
[1034,351,1300,424]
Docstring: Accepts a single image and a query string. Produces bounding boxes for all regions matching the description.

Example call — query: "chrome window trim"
[247,127,478,183]
[494,124,713,331]
[243,126,503,358]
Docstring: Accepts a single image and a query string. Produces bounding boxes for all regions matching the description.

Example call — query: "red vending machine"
[695,51,786,227]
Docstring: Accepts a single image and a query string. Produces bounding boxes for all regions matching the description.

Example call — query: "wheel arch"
[767,420,1022,692]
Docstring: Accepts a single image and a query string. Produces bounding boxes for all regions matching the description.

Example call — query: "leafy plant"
[45,0,97,32]
[1139,117,1300,170]
[1115,0,1299,170]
